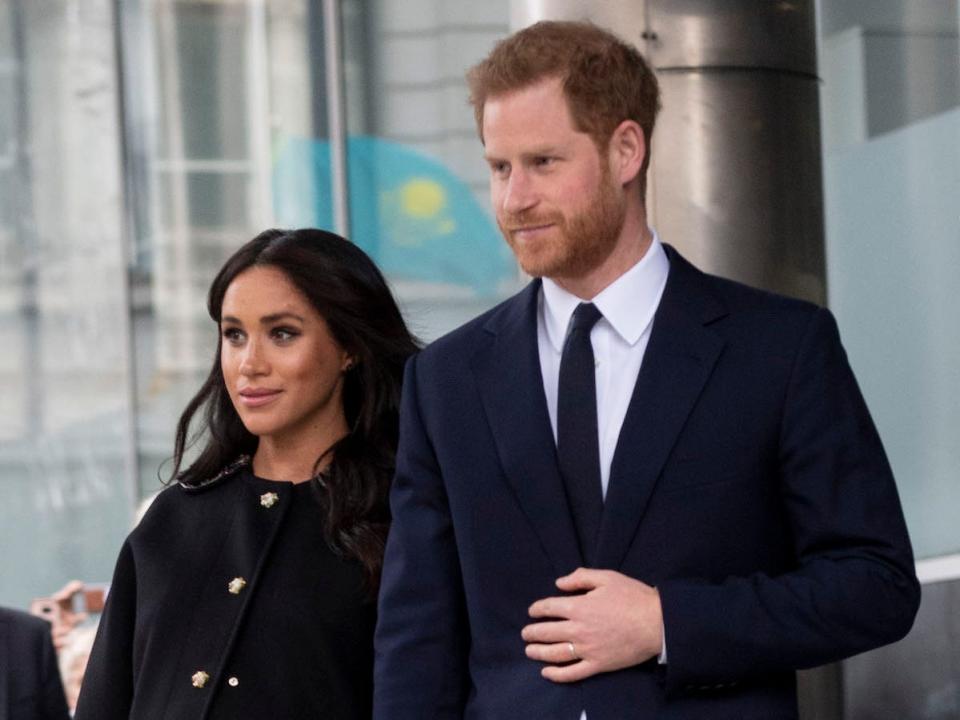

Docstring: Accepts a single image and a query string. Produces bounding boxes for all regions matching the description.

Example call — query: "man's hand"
[521,568,663,682]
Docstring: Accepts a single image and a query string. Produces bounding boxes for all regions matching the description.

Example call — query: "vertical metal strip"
[156,1,196,372]
[10,0,43,440]
[111,0,143,515]
[247,0,274,228]
[639,0,656,227]
[322,0,350,238]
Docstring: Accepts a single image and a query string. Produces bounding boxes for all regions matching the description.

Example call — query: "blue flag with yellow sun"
[272,135,515,296]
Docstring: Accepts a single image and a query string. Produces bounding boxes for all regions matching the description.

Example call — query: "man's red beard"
[497,169,626,280]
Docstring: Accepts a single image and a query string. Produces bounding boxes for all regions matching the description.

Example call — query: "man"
[0,607,71,720]
[374,20,919,719]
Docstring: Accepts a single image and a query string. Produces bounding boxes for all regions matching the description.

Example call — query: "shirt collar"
[542,231,670,352]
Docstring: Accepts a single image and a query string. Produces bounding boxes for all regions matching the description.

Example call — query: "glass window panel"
[122,0,290,500]
[155,2,250,161]
[0,4,10,50]
[0,0,134,609]
[185,170,253,229]
[0,75,13,149]
[268,0,519,343]
[819,0,960,559]
[0,171,17,266]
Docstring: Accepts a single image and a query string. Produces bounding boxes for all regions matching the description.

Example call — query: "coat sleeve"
[37,618,71,720]
[657,307,921,694]
[73,540,137,720]
[373,354,470,719]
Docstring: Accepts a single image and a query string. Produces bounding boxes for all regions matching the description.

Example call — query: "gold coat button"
[260,492,279,508]
[227,577,247,595]
[191,671,210,688]
[228,676,239,687]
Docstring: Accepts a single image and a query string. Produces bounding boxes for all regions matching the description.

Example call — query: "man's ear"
[609,119,645,186]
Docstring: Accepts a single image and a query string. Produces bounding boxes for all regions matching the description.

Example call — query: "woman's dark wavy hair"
[170,228,419,590]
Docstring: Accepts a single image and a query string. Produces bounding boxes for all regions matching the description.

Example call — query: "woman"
[75,228,418,719]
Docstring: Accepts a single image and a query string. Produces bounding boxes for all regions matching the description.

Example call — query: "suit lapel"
[471,281,583,575]
[0,614,9,720]
[596,248,726,569]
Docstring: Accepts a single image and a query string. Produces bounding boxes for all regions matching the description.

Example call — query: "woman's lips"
[238,389,282,407]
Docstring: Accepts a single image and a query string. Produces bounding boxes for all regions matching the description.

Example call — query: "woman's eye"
[272,327,299,342]
[222,327,243,343]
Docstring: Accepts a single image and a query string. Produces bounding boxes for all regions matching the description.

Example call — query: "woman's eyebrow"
[220,312,306,325]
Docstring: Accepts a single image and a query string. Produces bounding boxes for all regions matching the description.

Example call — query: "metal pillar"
[510,0,826,305]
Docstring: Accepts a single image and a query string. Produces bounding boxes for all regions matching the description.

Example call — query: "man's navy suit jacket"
[0,608,70,720]
[374,246,920,719]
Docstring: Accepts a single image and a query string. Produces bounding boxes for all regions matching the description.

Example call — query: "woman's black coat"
[74,461,374,719]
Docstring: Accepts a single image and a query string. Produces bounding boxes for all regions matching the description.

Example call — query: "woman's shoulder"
[131,457,252,539]
[176,455,252,493]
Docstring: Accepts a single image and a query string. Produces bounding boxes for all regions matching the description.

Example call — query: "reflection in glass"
[0,0,134,608]
[1,0,521,609]
[272,0,520,341]
[122,0,275,499]
[820,0,960,558]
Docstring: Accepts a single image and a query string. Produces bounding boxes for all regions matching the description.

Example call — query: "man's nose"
[501,170,537,215]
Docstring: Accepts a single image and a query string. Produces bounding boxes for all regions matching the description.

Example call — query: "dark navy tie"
[557,302,604,566]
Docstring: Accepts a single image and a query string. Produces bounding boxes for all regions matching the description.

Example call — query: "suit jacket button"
[191,671,210,688]
[228,577,247,594]
[228,676,239,687]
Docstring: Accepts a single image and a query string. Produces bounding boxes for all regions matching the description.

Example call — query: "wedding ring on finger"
[567,641,579,661]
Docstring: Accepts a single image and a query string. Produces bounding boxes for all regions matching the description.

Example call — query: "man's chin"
[512,251,559,279]
[506,239,555,277]
[518,250,615,285]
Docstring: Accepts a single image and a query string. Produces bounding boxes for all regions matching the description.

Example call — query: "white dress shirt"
[538,234,670,497]
[536,233,670,720]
